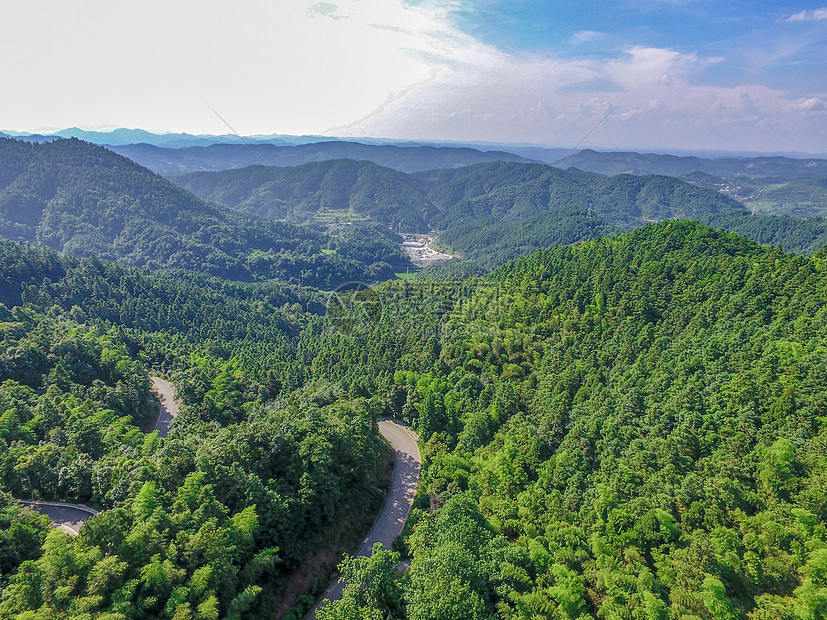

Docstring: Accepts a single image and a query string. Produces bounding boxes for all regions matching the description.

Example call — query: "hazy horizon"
[1,1,825,153]
[3,125,827,159]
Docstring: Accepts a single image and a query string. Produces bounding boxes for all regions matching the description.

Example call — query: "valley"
[0,131,826,619]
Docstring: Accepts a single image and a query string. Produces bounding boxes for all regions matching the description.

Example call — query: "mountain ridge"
[0,137,409,287]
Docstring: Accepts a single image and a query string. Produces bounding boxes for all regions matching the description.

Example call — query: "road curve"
[20,500,99,536]
[16,377,176,535]
[151,376,180,438]
[304,420,421,620]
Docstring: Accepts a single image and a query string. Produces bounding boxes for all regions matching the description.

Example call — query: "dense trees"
[3,211,827,618]
[0,240,391,617]
[305,221,827,618]
[0,138,409,287]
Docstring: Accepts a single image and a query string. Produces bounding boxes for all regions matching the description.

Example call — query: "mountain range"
[174,158,747,266]
[0,137,408,287]
[1,135,825,278]
[107,141,533,175]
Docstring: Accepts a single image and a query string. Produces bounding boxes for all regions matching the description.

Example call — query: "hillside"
[174,158,439,231]
[549,150,827,218]
[179,160,742,228]
[416,163,740,226]
[0,239,393,619]
[110,141,533,175]
[304,221,827,618]
[559,148,827,178]
[0,138,409,287]
[176,159,746,267]
[4,220,827,617]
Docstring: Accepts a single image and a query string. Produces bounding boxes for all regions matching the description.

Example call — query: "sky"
[1,0,826,153]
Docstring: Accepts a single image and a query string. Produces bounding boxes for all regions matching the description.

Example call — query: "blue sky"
[1,0,825,153]
[447,0,827,94]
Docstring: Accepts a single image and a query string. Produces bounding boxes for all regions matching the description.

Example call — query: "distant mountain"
[1,128,320,148]
[415,162,740,224]
[513,149,827,219]
[52,128,298,148]
[2,133,61,143]
[559,148,827,178]
[6,127,472,150]
[0,137,409,287]
[176,159,745,267]
[175,159,441,230]
[180,160,742,224]
[110,141,534,175]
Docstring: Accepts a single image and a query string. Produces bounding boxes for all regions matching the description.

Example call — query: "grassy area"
[314,209,371,226]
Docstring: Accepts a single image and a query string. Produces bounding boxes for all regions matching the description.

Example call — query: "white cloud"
[787,97,827,111]
[0,0,824,151]
[779,7,827,22]
[0,0,446,135]
[572,30,605,43]
[338,27,826,151]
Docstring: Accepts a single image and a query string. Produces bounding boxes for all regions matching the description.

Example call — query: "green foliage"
[0,242,391,618]
[318,543,404,620]
[304,221,827,618]
[0,138,408,288]
[0,493,50,588]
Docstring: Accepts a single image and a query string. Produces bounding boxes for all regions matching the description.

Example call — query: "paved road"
[21,501,99,536]
[151,376,180,438]
[304,420,421,620]
[16,378,177,534]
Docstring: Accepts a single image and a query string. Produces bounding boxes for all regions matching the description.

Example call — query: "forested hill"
[306,220,827,618]
[109,141,533,176]
[0,238,391,619]
[4,221,827,617]
[175,159,745,267]
[177,159,741,229]
[0,138,409,287]
[415,162,741,226]
[174,158,439,230]
[559,148,827,178]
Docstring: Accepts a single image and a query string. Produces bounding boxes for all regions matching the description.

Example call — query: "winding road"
[20,500,99,536]
[304,420,421,620]
[20,377,179,535]
[20,381,418,620]
[151,376,179,438]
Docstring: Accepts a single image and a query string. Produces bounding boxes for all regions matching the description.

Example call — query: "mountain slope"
[416,162,741,226]
[0,240,390,619]
[179,159,742,230]
[110,140,533,175]
[305,221,827,618]
[0,138,409,286]
[175,158,439,230]
[176,159,746,267]
[555,150,827,218]
[560,148,827,178]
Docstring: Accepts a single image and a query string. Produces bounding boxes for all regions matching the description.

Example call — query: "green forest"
[313,221,827,619]
[1,220,827,618]
[0,138,409,287]
[0,294,390,618]
[2,136,827,619]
